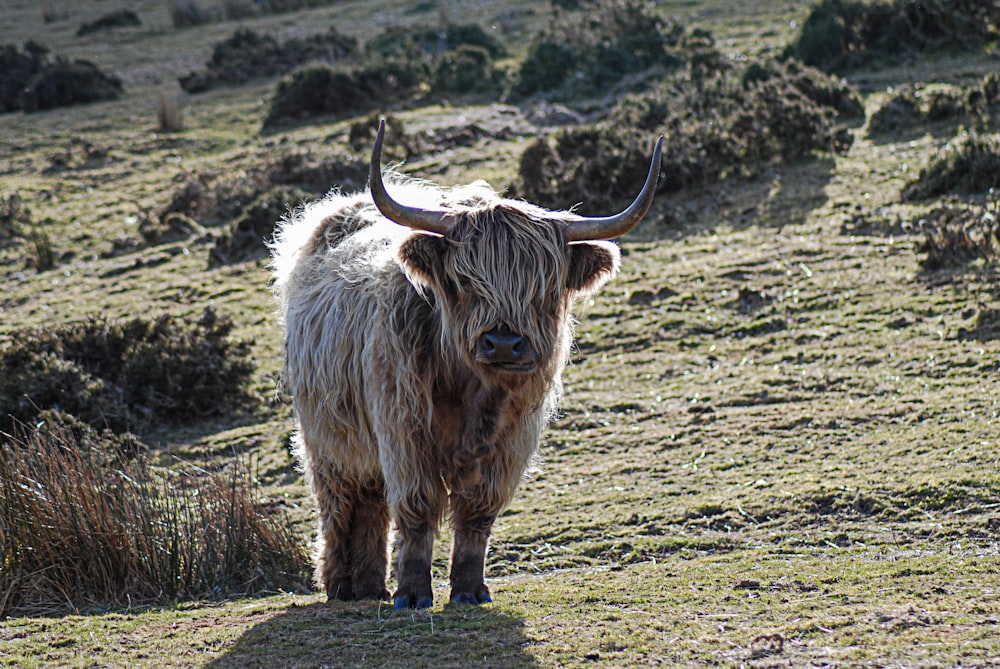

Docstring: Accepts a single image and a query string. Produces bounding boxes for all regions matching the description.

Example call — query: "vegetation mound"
[262,60,426,128]
[510,0,683,100]
[179,27,357,94]
[902,132,1000,201]
[365,23,506,60]
[784,0,1000,73]
[210,185,309,266]
[519,56,859,213]
[0,41,122,113]
[0,308,255,434]
[0,418,310,618]
[76,9,141,37]
[917,199,1000,271]
[869,75,1000,135]
[262,23,507,128]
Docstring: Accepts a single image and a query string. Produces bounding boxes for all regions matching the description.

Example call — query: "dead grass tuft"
[156,91,183,133]
[0,417,310,618]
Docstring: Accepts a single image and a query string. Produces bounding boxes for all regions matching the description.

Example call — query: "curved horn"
[565,135,663,242]
[369,118,452,235]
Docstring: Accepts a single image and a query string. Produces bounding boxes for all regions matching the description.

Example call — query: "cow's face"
[399,205,619,380]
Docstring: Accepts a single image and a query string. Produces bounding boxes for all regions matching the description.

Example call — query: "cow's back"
[271,190,421,475]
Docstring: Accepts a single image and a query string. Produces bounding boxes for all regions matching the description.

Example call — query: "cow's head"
[369,119,662,383]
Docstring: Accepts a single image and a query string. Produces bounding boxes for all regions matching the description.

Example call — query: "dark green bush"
[869,90,923,133]
[0,419,309,617]
[0,309,255,434]
[160,167,265,226]
[268,150,369,193]
[519,55,858,211]
[22,57,123,112]
[179,28,357,93]
[511,0,682,100]
[869,75,1000,136]
[263,60,427,128]
[365,23,506,60]
[785,0,1000,73]
[76,9,141,37]
[0,41,48,113]
[433,45,502,95]
[0,41,122,113]
[210,185,309,266]
[902,132,1000,201]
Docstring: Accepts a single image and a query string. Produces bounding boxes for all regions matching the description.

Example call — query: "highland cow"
[270,119,661,609]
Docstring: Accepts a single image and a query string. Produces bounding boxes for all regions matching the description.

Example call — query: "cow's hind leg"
[448,492,497,605]
[348,476,391,601]
[311,461,356,601]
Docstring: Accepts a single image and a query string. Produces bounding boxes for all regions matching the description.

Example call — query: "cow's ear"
[566,241,620,295]
[399,232,448,287]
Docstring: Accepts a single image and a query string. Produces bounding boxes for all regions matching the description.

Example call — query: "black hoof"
[449,585,492,605]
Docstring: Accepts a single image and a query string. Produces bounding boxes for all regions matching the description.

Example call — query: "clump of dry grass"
[0,416,311,618]
[157,91,183,132]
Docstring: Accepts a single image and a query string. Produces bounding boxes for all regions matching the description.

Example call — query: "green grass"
[2,0,1000,666]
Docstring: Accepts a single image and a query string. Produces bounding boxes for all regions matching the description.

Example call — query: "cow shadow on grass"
[203,599,541,669]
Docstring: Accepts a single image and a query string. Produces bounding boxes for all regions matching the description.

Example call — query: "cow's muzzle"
[476,325,538,372]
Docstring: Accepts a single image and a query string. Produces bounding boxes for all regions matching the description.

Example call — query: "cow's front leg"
[391,477,446,610]
[448,492,497,605]
[447,384,506,490]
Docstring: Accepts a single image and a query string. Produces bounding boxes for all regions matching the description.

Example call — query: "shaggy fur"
[270,175,620,607]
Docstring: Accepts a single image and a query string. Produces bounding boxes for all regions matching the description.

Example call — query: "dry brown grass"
[0,418,310,618]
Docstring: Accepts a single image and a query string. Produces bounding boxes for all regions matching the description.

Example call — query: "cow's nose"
[477,327,536,369]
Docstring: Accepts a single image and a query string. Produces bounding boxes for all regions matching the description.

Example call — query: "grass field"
[1,0,998,667]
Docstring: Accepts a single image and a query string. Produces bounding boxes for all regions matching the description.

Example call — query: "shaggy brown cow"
[271,119,661,609]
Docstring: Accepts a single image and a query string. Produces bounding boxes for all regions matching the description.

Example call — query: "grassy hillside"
[1,0,998,667]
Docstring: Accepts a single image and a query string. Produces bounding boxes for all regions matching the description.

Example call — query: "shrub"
[346,113,421,162]
[869,75,1000,136]
[0,309,255,434]
[365,23,506,60]
[179,28,357,94]
[0,42,120,113]
[518,125,657,215]
[0,41,48,113]
[917,199,1000,270]
[262,60,427,129]
[519,55,858,211]
[0,419,310,618]
[433,45,502,95]
[168,0,213,27]
[138,211,202,246]
[210,185,309,265]
[22,57,123,112]
[785,0,1000,73]
[160,166,265,226]
[0,192,31,240]
[510,0,682,100]
[268,150,369,193]
[902,132,1000,201]
[869,90,924,133]
[76,9,141,37]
